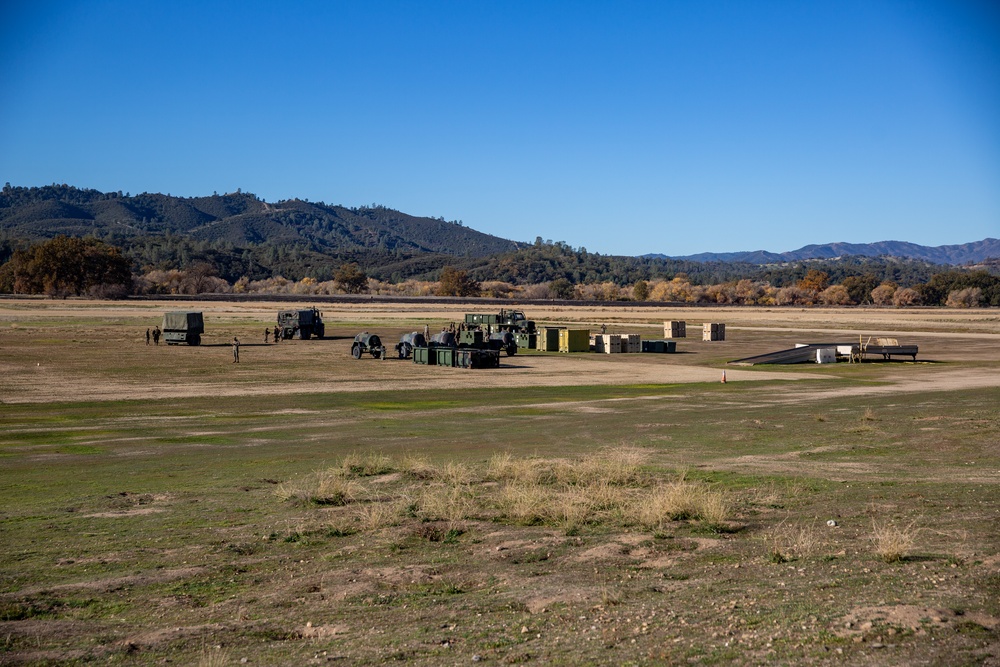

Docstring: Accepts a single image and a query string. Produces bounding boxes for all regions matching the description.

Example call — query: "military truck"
[277,307,325,340]
[162,311,204,346]
[464,309,535,334]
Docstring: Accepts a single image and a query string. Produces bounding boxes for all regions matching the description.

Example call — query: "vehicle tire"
[188,334,201,346]
[372,349,382,359]
[398,344,410,359]
[506,345,516,356]
[352,344,362,359]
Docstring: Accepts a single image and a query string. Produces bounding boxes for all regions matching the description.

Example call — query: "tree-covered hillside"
[0,184,520,281]
[1,184,993,291]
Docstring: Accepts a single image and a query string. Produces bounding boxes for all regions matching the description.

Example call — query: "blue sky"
[2,1,998,256]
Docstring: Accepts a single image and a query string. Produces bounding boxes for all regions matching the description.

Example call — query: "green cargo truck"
[162,311,204,346]
[463,309,536,334]
[277,307,325,340]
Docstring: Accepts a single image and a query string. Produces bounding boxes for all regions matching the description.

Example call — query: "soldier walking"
[232,337,240,363]
[274,326,281,343]
[264,328,270,344]
[152,326,160,345]
[145,328,150,345]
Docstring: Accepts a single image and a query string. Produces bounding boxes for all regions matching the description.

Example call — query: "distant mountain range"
[647,239,1000,265]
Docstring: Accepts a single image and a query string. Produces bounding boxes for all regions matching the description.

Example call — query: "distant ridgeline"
[0,184,996,290]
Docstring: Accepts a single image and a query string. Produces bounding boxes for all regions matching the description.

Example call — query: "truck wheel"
[352,345,362,359]
[372,349,382,359]
[398,344,410,359]
[188,334,201,346]
[506,345,516,356]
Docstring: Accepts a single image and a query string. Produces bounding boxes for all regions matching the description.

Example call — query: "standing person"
[274,326,281,343]
[232,337,240,363]
[153,326,160,345]
[145,329,150,345]
[424,323,429,338]
[264,328,270,344]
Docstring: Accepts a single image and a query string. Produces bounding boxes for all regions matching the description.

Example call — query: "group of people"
[144,327,161,345]
[264,326,284,344]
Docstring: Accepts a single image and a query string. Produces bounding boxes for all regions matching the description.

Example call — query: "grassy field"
[1,299,998,665]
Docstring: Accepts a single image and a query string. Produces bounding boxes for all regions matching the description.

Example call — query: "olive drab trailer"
[351,332,386,359]
[277,307,325,340]
[162,311,204,345]
[395,332,427,359]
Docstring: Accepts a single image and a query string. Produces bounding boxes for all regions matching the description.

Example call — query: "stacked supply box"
[559,329,590,353]
[626,333,641,353]
[702,323,726,341]
[664,321,687,338]
[594,333,623,354]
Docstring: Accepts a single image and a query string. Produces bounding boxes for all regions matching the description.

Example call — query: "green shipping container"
[412,347,435,365]
[434,346,456,367]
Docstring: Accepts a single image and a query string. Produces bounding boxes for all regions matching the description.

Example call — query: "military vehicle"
[395,332,427,359]
[351,332,385,359]
[459,329,516,356]
[464,309,535,334]
[277,307,325,340]
[162,311,204,345]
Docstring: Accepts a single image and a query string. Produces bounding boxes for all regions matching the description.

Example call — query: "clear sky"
[2,1,998,256]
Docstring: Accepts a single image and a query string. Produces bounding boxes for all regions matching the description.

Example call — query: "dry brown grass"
[496,483,555,525]
[762,520,822,563]
[274,470,362,506]
[635,477,730,529]
[355,497,403,531]
[197,645,230,667]
[416,484,474,523]
[399,454,437,480]
[341,451,395,477]
[870,519,919,563]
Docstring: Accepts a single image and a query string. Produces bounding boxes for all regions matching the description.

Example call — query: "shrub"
[341,451,394,477]
[870,520,918,563]
[946,287,983,308]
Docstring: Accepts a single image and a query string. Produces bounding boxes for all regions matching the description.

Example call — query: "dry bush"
[861,406,879,422]
[276,470,361,506]
[557,445,648,486]
[550,485,594,527]
[946,287,983,308]
[415,484,474,523]
[399,454,436,480]
[487,452,553,485]
[440,461,474,486]
[341,451,395,477]
[635,478,729,529]
[496,483,554,525]
[355,497,403,531]
[892,287,922,307]
[871,520,918,563]
[763,521,821,563]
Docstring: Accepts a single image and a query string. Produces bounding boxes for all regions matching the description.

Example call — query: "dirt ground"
[1,298,998,404]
